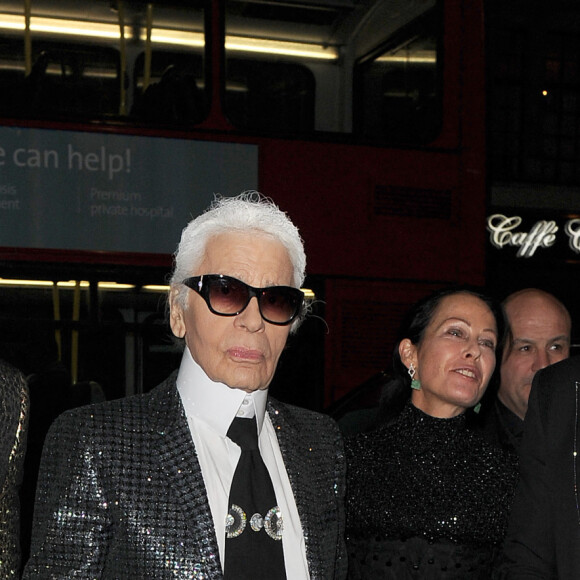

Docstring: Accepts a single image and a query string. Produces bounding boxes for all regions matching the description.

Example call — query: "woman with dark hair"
[345,287,518,579]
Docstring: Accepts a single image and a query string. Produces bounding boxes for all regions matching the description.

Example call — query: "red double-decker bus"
[0,0,486,409]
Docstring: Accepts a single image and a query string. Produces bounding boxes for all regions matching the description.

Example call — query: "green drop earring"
[408,363,421,390]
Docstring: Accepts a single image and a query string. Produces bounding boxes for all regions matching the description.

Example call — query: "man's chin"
[224,371,272,392]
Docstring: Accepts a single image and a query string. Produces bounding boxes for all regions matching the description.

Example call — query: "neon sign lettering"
[565,219,580,253]
[487,214,558,258]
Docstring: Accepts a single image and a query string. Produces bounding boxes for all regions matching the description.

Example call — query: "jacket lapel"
[267,399,324,578]
[149,378,223,577]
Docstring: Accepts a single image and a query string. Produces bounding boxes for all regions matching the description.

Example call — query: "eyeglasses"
[182,274,304,326]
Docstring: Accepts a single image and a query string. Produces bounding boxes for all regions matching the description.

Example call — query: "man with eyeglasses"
[24,192,347,579]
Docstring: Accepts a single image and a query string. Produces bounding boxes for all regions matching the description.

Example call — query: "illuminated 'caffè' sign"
[487,214,580,258]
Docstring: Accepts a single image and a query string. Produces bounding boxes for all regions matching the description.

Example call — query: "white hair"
[169,191,307,328]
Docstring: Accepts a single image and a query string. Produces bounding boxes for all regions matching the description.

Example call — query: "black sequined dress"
[345,402,517,579]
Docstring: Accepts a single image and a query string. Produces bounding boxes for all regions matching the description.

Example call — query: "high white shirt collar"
[176,347,268,437]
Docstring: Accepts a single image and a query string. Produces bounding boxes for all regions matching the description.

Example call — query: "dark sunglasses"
[182,274,304,326]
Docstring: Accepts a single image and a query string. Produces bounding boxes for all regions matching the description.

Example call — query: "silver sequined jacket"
[0,359,29,578]
[23,373,347,579]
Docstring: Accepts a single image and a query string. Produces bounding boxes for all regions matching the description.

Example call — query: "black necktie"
[224,416,286,579]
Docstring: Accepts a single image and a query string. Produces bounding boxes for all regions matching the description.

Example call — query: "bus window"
[129,0,208,126]
[3,41,120,120]
[132,51,207,125]
[0,0,207,124]
[224,0,344,134]
[225,58,315,133]
[0,34,120,120]
[354,5,442,143]
[0,39,27,116]
[224,0,442,143]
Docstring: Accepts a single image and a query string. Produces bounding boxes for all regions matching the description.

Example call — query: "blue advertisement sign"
[0,126,258,255]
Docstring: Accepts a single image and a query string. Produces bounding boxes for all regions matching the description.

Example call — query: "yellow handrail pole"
[24,0,32,75]
[51,283,62,361]
[143,3,153,91]
[71,280,81,384]
[118,1,127,115]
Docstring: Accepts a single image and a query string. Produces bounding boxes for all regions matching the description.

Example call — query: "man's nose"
[235,296,264,332]
[532,349,550,372]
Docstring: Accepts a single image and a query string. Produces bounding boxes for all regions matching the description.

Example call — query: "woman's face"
[400,293,498,418]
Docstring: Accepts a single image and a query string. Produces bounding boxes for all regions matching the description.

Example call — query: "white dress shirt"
[176,348,310,579]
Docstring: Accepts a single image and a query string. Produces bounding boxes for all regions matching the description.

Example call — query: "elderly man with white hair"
[24,192,346,580]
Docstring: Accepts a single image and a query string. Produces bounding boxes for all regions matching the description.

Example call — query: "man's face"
[499,292,571,420]
[170,231,294,392]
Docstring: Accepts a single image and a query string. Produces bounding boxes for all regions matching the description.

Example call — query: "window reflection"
[354,9,441,143]
[0,0,207,124]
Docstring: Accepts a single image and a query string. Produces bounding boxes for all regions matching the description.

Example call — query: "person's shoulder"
[0,358,27,396]
[542,355,580,374]
[268,397,331,422]
[51,372,179,431]
[343,428,377,457]
[533,355,580,396]
[0,358,24,378]
[267,398,340,435]
[462,428,519,487]
[467,425,517,459]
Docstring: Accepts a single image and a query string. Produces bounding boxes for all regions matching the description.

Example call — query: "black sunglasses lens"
[201,275,302,324]
[260,288,302,324]
[207,277,249,314]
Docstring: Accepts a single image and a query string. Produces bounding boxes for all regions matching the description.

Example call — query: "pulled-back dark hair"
[375,286,504,426]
